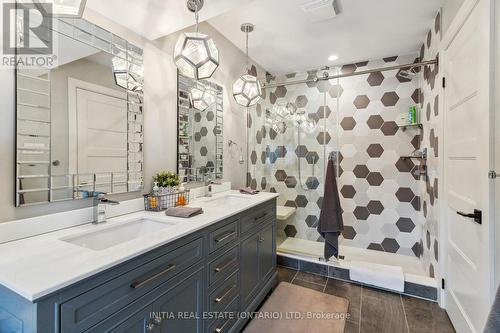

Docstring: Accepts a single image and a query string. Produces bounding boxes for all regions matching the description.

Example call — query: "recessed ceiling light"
[328,54,339,62]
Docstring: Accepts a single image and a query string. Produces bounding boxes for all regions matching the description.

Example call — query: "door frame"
[67,78,127,175]
[495,0,500,291]
[438,0,497,313]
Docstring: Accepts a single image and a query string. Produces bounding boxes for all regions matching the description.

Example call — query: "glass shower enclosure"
[247,55,424,272]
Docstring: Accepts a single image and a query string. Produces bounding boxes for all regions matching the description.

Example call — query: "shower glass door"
[247,70,340,258]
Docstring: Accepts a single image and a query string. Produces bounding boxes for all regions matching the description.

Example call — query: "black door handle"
[457,209,482,225]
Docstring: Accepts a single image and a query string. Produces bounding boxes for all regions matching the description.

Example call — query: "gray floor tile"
[269,267,454,333]
[360,287,408,333]
[294,271,328,286]
[324,278,362,324]
[402,296,455,333]
[291,278,326,292]
[277,266,297,283]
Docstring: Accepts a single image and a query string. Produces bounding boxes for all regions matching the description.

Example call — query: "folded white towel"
[349,260,405,292]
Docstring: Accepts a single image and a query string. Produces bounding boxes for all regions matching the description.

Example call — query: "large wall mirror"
[177,74,223,183]
[16,17,144,206]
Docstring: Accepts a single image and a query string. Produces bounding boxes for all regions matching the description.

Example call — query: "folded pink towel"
[239,187,260,195]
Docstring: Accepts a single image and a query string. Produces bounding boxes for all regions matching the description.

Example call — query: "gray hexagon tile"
[396,217,416,233]
[366,115,384,129]
[353,95,370,109]
[381,238,400,253]
[367,71,385,86]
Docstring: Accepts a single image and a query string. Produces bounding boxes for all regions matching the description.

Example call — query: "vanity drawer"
[208,219,238,254]
[208,272,238,314]
[60,237,203,333]
[241,202,276,235]
[208,245,239,287]
[206,297,239,333]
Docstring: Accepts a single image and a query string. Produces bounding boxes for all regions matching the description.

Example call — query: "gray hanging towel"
[317,159,344,260]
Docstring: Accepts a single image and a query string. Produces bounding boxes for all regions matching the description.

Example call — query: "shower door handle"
[456,209,482,225]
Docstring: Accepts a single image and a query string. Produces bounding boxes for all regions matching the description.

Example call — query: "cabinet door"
[258,223,276,283]
[240,234,260,307]
[152,268,204,333]
[107,305,153,333]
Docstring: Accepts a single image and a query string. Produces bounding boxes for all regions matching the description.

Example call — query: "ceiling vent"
[300,0,340,22]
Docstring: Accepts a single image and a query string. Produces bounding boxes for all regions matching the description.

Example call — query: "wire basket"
[144,190,190,211]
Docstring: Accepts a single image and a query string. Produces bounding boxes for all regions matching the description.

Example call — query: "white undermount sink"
[202,194,252,206]
[61,218,176,251]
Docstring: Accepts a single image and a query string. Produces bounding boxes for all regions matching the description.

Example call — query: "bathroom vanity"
[0,192,278,333]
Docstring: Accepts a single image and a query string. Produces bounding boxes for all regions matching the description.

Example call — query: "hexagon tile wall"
[247,54,425,260]
[418,11,442,279]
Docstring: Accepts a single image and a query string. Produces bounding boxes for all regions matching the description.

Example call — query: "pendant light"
[233,23,262,107]
[112,56,142,92]
[190,83,216,111]
[174,0,219,80]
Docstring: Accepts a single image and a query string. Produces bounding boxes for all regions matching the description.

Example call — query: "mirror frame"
[15,16,144,207]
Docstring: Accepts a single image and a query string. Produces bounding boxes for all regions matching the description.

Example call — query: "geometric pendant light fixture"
[174,0,219,80]
[190,83,216,111]
[232,23,262,107]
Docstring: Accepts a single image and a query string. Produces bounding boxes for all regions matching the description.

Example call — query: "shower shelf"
[400,155,424,160]
[401,148,427,161]
[399,123,423,132]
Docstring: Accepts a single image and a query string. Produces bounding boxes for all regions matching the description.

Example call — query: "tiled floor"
[277,266,456,333]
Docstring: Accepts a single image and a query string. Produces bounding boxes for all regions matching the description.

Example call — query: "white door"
[76,88,128,194]
[443,0,494,332]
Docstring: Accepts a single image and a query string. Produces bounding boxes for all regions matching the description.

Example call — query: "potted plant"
[153,171,180,194]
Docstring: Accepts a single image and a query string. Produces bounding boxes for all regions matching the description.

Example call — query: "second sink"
[61,218,176,251]
[202,194,252,207]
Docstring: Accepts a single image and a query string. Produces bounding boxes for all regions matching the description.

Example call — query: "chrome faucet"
[93,193,120,224]
[204,172,214,197]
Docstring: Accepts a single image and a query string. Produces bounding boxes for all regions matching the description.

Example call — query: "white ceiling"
[208,0,446,75]
[86,0,255,40]
[85,0,446,75]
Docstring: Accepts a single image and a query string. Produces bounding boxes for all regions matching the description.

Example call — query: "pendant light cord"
[195,2,199,32]
[245,30,249,72]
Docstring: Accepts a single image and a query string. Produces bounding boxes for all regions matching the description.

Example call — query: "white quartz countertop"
[0,191,279,301]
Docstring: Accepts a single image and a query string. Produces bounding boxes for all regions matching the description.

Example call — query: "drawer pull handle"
[214,231,236,244]
[131,264,176,289]
[215,317,232,333]
[215,285,236,303]
[146,322,155,332]
[254,213,267,221]
[215,258,236,273]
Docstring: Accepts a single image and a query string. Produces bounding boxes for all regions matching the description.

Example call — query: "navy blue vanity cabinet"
[240,233,260,307]
[151,267,204,333]
[0,198,277,333]
[85,267,205,333]
[97,304,153,333]
[240,220,276,309]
